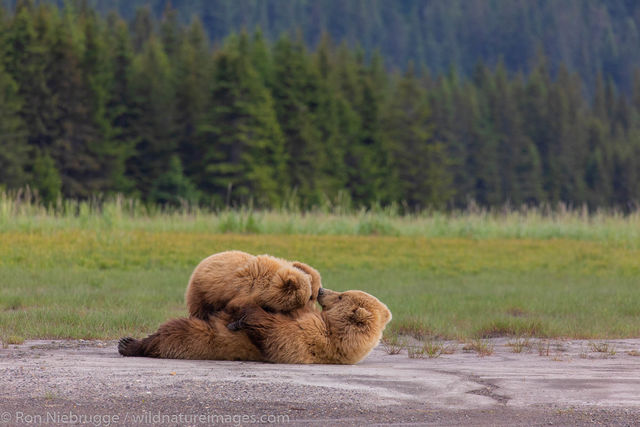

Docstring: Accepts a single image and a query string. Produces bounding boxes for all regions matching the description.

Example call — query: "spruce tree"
[384,66,453,209]
[197,34,286,206]
[127,37,178,200]
[0,64,28,189]
[270,34,325,206]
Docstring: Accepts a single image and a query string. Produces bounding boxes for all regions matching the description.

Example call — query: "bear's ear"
[350,307,372,326]
[284,277,298,290]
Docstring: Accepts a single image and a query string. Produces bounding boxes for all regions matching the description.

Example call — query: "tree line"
[15,0,640,94]
[0,1,639,210]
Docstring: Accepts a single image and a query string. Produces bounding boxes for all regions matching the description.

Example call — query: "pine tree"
[270,34,326,206]
[469,61,502,206]
[6,2,55,154]
[31,148,61,204]
[127,37,178,200]
[149,155,199,206]
[384,66,453,209]
[105,16,137,194]
[174,17,210,184]
[197,34,286,206]
[0,64,28,189]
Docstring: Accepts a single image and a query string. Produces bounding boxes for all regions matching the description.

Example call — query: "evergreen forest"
[1,0,639,210]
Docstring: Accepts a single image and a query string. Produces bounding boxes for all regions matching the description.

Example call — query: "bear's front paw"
[227,316,246,331]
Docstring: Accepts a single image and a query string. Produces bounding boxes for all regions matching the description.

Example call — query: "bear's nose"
[318,288,325,296]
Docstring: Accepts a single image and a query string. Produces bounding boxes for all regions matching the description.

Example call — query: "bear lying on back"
[185,250,322,319]
[119,288,391,364]
[229,288,392,364]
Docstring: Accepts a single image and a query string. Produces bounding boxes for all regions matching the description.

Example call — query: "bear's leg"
[118,330,167,358]
[119,315,263,360]
[118,318,213,359]
[226,305,279,357]
[118,337,146,356]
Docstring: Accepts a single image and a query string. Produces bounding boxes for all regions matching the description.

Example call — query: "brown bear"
[118,288,392,365]
[228,288,392,364]
[118,311,261,361]
[185,250,322,319]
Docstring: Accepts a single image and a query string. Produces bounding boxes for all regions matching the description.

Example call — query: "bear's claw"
[118,337,135,356]
[227,317,245,331]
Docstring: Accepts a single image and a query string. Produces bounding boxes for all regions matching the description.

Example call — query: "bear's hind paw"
[118,337,138,356]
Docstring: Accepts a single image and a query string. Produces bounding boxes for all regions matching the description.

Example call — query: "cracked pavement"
[1,338,640,425]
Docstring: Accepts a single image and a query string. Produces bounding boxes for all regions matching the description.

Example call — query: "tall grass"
[1,190,639,246]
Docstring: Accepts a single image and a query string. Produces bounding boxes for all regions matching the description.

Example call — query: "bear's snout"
[317,288,339,308]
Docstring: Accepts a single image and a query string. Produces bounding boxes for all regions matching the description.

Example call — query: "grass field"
[1,214,639,343]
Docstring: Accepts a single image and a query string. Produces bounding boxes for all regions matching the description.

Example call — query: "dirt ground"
[1,338,640,426]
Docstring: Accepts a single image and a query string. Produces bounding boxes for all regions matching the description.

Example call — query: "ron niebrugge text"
[4,411,290,425]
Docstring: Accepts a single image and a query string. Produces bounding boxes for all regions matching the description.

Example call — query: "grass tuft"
[408,341,448,359]
[506,337,532,353]
[537,340,551,356]
[380,333,406,355]
[589,342,617,356]
[5,335,25,345]
[462,339,494,357]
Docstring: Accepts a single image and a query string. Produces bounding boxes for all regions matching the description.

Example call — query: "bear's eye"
[309,295,314,301]
[338,295,342,300]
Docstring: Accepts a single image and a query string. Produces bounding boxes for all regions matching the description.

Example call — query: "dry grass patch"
[590,341,617,356]
[380,333,406,355]
[506,337,532,353]
[537,340,551,356]
[463,339,494,357]
[407,341,457,359]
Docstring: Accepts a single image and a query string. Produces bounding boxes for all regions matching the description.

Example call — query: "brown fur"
[120,289,391,365]
[229,289,392,364]
[118,311,262,361]
[185,250,322,319]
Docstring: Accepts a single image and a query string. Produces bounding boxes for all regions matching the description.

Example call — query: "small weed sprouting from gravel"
[43,390,59,401]
[463,339,494,357]
[506,337,532,353]
[381,333,406,355]
[5,335,24,345]
[537,340,550,356]
[407,341,456,359]
[407,346,426,359]
[579,345,589,359]
[440,343,457,355]
[590,342,616,356]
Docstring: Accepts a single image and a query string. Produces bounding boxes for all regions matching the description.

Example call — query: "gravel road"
[1,338,640,426]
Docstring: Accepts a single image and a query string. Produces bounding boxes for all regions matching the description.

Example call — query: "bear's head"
[261,266,314,312]
[318,288,392,362]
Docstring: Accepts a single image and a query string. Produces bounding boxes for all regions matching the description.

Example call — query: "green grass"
[2,193,640,246]
[0,227,639,341]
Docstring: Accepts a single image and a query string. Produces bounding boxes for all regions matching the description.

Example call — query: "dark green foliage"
[31,149,61,204]
[0,2,639,210]
[0,63,28,189]
[197,33,286,207]
[149,155,198,206]
[15,0,640,94]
